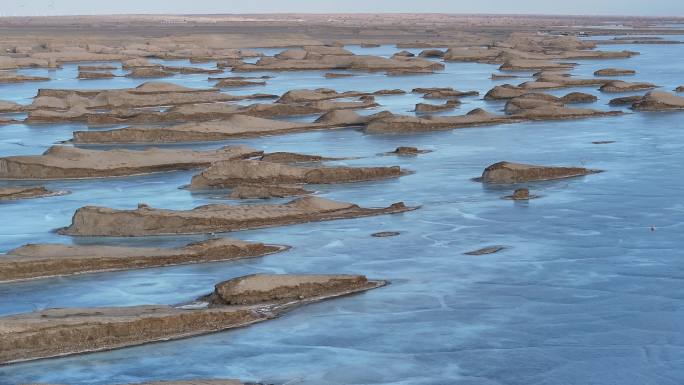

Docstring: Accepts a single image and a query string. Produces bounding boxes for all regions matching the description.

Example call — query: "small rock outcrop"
[609,95,644,106]
[594,68,636,76]
[209,274,373,305]
[631,91,684,111]
[600,80,657,93]
[560,92,598,104]
[465,246,505,255]
[503,188,540,200]
[415,99,460,113]
[479,161,600,184]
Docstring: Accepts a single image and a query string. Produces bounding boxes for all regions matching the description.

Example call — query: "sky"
[0,0,683,17]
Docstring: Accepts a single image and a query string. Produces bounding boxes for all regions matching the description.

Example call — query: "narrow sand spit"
[0,274,385,364]
[59,196,416,236]
[0,186,66,201]
[0,238,288,282]
[0,145,260,180]
[71,111,372,144]
[188,160,405,189]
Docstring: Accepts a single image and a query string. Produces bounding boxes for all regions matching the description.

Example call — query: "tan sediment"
[233,48,444,74]
[465,245,506,255]
[594,68,636,76]
[479,161,601,184]
[59,196,416,236]
[209,273,372,305]
[188,160,404,189]
[415,100,460,113]
[72,110,370,144]
[0,274,385,364]
[365,102,620,134]
[631,91,684,111]
[600,80,657,93]
[0,71,49,83]
[609,95,644,106]
[0,100,24,113]
[0,186,65,201]
[258,152,336,163]
[0,238,287,282]
[26,82,277,123]
[77,71,115,79]
[228,184,312,199]
[0,145,260,180]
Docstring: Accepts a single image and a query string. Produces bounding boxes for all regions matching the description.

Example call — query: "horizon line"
[0,12,683,19]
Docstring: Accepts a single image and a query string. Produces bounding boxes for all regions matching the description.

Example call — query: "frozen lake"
[1,41,684,385]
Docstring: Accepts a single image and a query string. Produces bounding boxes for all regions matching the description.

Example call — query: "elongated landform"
[0,273,385,364]
[71,110,372,144]
[479,161,601,184]
[189,160,405,189]
[0,186,65,201]
[59,196,416,236]
[28,381,245,385]
[0,238,287,282]
[0,145,260,179]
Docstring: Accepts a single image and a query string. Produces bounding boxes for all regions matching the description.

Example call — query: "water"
[1,42,684,385]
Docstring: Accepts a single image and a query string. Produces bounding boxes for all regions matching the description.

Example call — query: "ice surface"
[1,44,684,385]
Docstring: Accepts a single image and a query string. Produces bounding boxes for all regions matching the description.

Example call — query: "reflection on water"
[1,42,684,385]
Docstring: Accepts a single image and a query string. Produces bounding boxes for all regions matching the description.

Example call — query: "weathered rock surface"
[609,95,644,106]
[215,78,266,87]
[209,274,372,305]
[415,100,460,113]
[229,184,312,199]
[365,109,514,134]
[0,186,64,201]
[73,111,370,144]
[418,49,445,58]
[388,146,431,156]
[126,67,174,78]
[413,87,478,99]
[600,80,657,93]
[60,196,415,236]
[500,59,575,72]
[324,72,355,78]
[503,187,540,200]
[78,65,117,71]
[234,49,443,74]
[0,71,49,83]
[0,100,24,113]
[368,98,618,134]
[27,82,277,123]
[594,68,636,76]
[0,273,384,363]
[465,245,505,255]
[189,160,404,189]
[484,84,528,100]
[77,71,115,79]
[371,231,401,237]
[0,145,259,179]
[560,92,598,104]
[479,161,600,184]
[631,91,684,111]
[0,238,285,282]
